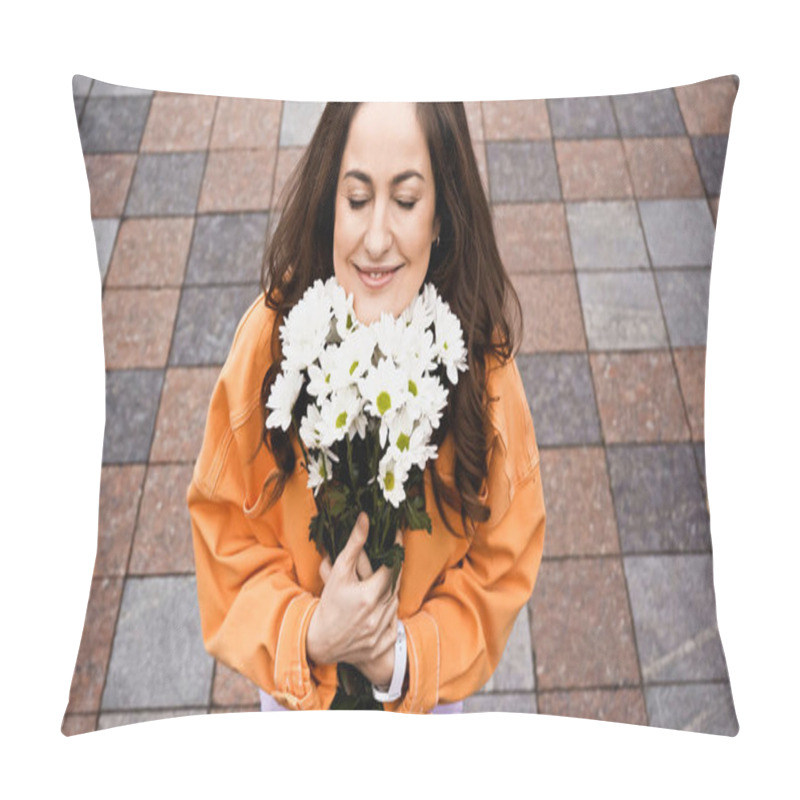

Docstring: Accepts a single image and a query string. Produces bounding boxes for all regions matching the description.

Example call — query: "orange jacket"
[187,292,546,713]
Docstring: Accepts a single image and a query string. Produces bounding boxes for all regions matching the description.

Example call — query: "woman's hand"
[306,513,402,669]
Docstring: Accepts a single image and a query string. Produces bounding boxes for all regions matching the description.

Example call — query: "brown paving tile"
[129,463,196,574]
[140,93,216,152]
[464,101,484,142]
[212,661,261,706]
[538,687,647,725]
[102,288,180,369]
[271,146,305,209]
[61,713,97,736]
[106,217,194,287]
[555,139,633,200]
[482,100,550,140]
[198,149,275,213]
[673,347,706,441]
[84,154,137,218]
[623,137,705,198]
[66,577,123,713]
[674,77,738,135]
[530,558,640,689]
[539,448,619,557]
[95,465,146,577]
[590,352,691,443]
[210,97,282,150]
[493,203,573,273]
[708,197,719,225]
[211,706,260,715]
[511,273,585,353]
[150,367,220,462]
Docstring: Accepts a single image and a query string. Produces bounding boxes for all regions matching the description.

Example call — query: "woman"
[187,101,546,713]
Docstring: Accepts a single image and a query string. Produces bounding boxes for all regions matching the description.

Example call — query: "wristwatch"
[372,620,407,702]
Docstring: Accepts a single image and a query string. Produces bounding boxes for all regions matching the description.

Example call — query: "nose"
[363,198,392,260]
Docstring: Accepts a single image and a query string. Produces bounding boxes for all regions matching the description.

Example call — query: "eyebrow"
[343,169,426,186]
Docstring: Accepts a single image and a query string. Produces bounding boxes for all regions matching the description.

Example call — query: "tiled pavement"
[63,76,738,735]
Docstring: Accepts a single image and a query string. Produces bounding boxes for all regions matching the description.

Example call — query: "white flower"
[280,280,333,371]
[358,357,409,447]
[326,277,359,341]
[306,450,334,496]
[386,411,437,472]
[403,372,449,430]
[372,311,408,364]
[334,324,377,387]
[306,342,341,400]
[432,298,468,384]
[395,324,437,379]
[317,385,362,448]
[378,449,410,508]
[298,403,323,450]
[265,369,303,431]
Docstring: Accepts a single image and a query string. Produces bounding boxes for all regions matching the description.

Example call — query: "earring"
[435,235,440,248]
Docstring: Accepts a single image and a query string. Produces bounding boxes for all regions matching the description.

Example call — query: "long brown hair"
[259,102,523,539]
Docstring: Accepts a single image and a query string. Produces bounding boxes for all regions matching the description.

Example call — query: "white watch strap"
[372,620,407,702]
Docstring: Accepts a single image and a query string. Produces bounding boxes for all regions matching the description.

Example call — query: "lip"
[355,263,402,290]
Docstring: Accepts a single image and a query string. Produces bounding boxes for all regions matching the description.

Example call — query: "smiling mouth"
[355,264,403,279]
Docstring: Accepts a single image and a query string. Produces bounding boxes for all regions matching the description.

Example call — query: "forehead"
[340,102,432,176]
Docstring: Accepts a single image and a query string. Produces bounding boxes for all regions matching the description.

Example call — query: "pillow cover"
[63,75,738,736]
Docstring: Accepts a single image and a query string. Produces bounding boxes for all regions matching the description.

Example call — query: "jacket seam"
[420,610,440,709]
[275,594,301,690]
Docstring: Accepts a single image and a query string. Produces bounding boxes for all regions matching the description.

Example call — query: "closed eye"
[397,199,417,210]
[348,198,368,210]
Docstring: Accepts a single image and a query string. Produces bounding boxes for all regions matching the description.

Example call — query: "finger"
[338,512,369,571]
[356,549,373,581]
[366,562,394,604]
[319,556,332,584]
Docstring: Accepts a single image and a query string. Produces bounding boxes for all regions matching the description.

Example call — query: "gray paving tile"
[517,354,601,446]
[98,708,207,730]
[73,95,87,121]
[695,442,706,482]
[624,554,730,682]
[102,576,214,709]
[478,606,534,693]
[103,369,164,463]
[547,96,618,138]
[92,217,119,282]
[645,682,738,736]
[89,79,153,97]
[577,272,668,350]
[72,75,93,97]
[279,101,325,146]
[464,693,537,713]
[607,444,711,552]
[567,201,649,270]
[612,88,686,136]
[79,97,152,153]
[639,199,716,268]
[125,153,206,217]
[655,269,710,347]
[692,135,729,196]
[486,141,561,202]
[186,213,269,284]
[170,284,261,366]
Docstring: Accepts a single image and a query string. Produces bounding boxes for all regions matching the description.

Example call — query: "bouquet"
[265,276,468,708]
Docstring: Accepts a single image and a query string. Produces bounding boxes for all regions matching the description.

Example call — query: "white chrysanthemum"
[372,311,407,364]
[298,403,323,450]
[386,410,437,472]
[432,298,468,384]
[404,372,449,429]
[306,450,334,496]
[358,357,409,447]
[333,324,377,389]
[265,369,303,431]
[317,384,362,448]
[326,277,359,341]
[280,280,333,371]
[378,449,410,508]
[306,342,341,400]
[395,323,436,378]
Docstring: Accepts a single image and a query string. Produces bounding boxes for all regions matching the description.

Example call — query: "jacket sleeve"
[187,383,338,711]
[385,358,546,714]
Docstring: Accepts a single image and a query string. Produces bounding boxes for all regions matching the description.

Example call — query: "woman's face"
[333,103,440,324]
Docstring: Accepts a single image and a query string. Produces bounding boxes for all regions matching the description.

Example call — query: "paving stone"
[516,353,601,446]
[271,147,306,209]
[645,682,738,735]
[538,687,648,725]
[546,95,618,139]
[624,554,730,682]
[84,154,137,218]
[612,88,685,136]
[708,197,719,225]
[95,464,146,576]
[464,693,537,713]
[607,444,710,552]
[479,606,535,692]
[212,662,261,707]
[106,217,194,287]
[79,96,151,153]
[198,150,275,213]
[98,708,207,730]
[590,352,690,443]
[555,140,632,200]
[695,442,706,482]
[481,99,550,140]
[102,575,214,709]
[493,203,573,273]
[639,199,716,268]
[473,140,489,198]
[566,201,649,270]
[129,464,196,574]
[102,288,180,369]
[72,74,93,97]
[464,101,484,142]
[530,558,640,689]
[66,577,123,713]
[140,92,216,152]
[210,97,282,149]
[673,347,706,441]
[486,141,561,202]
[89,80,153,98]
[692,135,729,196]
[125,152,206,216]
[74,95,87,121]
[279,101,325,146]
[150,367,221,463]
[103,369,164,463]
[61,713,97,736]
[211,705,260,715]
[539,447,619,557]
[674,76,738,136]
[511,273,586,353]
[623,137,705,198]
[92,218,119,281]
[577,272,668,350]
[186,213,269,284]
[655,269,711,347]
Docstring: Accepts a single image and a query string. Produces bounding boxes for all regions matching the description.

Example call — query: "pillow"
[63,75,738,736]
